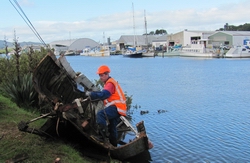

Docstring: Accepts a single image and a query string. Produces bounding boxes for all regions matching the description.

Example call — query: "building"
[151,35,168,50]
[49,38,99,55]
[208,31,250,47]
[167,30,250,49]
[116,35,166,51]
[167,30,215,48]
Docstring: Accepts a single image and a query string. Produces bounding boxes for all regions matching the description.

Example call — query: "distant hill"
[0,40,42,49]
[0,40,12,49]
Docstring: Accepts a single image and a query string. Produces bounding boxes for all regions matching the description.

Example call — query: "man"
[86,65,127,146]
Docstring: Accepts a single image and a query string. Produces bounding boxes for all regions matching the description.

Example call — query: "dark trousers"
[97,105,120,143]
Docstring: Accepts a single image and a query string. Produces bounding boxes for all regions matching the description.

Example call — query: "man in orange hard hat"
[86,65,127,146]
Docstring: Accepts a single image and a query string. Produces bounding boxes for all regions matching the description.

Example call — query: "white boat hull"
[179,48,218,58]
[179,52,217,57]
[142,52,155,57]
[80,50,110,57]
[224,46,250,58]
[162,49,181,57]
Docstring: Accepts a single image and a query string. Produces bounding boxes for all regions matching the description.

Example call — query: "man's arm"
[88,82,115,100]
[90,89,111,100]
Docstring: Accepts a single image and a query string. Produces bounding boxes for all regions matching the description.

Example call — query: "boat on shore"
[224,45,250,58]
[18,51,152,160]
[179,40,219,58]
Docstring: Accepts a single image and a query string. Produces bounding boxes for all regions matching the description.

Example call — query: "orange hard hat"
[97,65,110,74]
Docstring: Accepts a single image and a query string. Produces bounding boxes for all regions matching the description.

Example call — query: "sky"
[1,0,249,44]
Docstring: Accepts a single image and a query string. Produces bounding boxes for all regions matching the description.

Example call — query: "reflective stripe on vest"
[104,78,127,116]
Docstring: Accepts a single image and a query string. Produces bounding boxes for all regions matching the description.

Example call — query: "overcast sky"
[1,0,249,43]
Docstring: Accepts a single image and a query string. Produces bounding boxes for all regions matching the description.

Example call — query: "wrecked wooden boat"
[18,51,153,160]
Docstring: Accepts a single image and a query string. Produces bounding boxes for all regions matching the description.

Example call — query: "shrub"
[0,73,38,109]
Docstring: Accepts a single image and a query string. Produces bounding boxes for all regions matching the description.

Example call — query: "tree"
[145,29,167,35]
[148,31,155,35]
[217,23,250,31]
[13,30,22,84]
[155,29,167,35]
[3,35,9,60]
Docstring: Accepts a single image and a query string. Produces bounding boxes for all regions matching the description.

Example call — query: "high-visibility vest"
[104,78,127,116]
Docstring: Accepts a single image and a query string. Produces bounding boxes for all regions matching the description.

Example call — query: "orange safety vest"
[104,78,127,116]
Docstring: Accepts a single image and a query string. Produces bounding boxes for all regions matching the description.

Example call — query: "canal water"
[66,55,250,163]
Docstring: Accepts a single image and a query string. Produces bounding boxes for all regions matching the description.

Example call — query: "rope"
[56,117,60,137]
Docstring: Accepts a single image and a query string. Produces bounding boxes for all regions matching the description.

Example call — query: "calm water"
[66,55,250,163]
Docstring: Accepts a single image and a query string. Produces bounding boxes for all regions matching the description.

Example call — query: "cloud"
[2,1,249,43]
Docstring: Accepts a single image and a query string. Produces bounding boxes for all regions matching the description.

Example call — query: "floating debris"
[157,109,168,114]
[140,110,149,115]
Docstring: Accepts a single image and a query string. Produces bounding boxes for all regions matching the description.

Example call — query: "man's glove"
[85,91,91,97]
[58,104,76,112]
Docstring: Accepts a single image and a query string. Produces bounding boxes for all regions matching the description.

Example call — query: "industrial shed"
[167,30,215,47]
[116,35,163,50]
[208,31,250,47]
[151,35,167,50]
[49,38,99,55]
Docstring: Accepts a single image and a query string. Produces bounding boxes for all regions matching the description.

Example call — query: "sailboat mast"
[103,32,105,49]
[144,10,148,48]
[132,3,136,47]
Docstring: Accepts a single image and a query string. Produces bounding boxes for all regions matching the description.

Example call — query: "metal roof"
[214,31,250,36]
[49,38,99,49]
[117,35,164,46]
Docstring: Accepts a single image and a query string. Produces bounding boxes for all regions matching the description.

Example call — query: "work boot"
[109,137,117,147]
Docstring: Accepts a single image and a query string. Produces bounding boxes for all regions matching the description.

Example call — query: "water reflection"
[125,150,152,163]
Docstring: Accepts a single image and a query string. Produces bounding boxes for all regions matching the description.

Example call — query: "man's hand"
[85,91,91,96]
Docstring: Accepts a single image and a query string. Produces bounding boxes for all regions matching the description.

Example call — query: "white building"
[167,30,215,48]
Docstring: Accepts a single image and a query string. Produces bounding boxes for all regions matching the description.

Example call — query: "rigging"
[9,0,47,47]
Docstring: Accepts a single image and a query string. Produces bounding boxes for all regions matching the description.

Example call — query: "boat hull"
[123,52,143,58]
[142,52,155,57]
[80,50,110,57]
[179,47,219,58]
[20,51,151,160]
[224,46,250,58]
[179,51,218,58]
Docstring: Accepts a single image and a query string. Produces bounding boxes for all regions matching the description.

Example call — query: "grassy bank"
[0,95,118,163]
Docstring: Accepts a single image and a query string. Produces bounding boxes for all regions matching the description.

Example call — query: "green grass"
[0,48,12,54]
[0,94,121,163]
